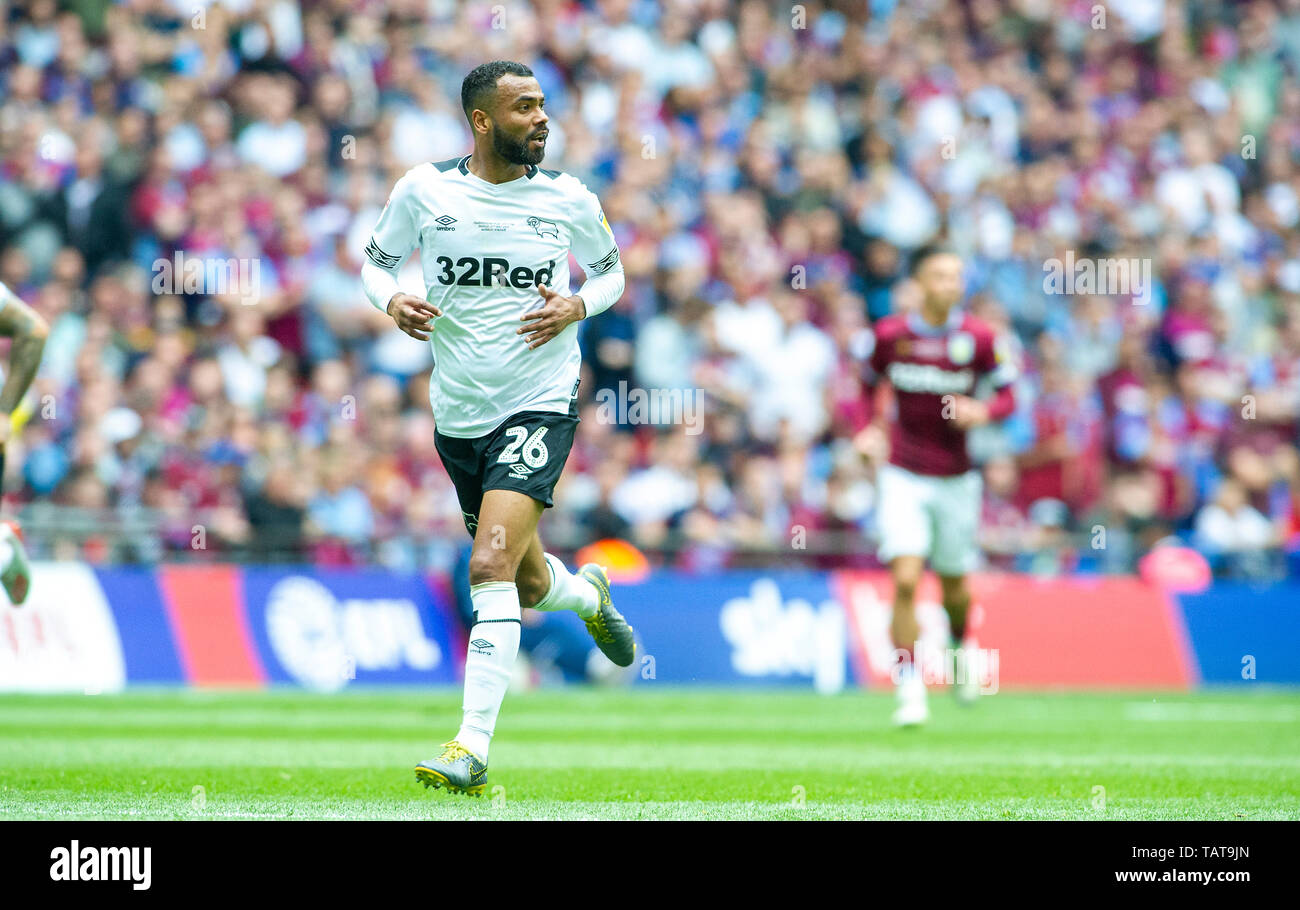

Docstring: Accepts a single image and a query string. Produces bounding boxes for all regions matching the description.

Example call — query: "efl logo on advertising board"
[264,576,443,692]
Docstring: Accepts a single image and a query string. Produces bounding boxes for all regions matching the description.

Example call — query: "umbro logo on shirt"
[434,215,457,230]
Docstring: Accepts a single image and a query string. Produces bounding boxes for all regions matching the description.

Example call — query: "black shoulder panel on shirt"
[538,167,562,179]
[432,157,462,173]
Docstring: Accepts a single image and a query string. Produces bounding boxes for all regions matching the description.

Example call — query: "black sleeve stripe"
[586,247,620,274]
[365,238,401,269]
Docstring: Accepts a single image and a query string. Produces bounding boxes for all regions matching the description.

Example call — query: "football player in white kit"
[361,61,634,795]
[0,281,47,607]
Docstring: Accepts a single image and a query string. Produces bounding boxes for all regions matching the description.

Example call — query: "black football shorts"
[434,397,580,538]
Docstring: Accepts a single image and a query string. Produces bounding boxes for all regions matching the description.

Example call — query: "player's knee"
[890,556,924,598]
[894,577,918,604]
[467,547,517,586]
[940,576,970,607]
[892,566,922,603]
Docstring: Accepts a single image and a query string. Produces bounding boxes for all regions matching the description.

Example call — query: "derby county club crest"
[527,216,559,239]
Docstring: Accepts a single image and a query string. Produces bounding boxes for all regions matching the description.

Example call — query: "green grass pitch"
[1,688,1297,820]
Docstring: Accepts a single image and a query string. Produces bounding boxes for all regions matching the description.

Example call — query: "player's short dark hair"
[461,61,535,124]
[909,243,959,276]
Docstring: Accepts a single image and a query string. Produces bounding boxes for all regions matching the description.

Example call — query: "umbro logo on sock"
[470,638,495,654]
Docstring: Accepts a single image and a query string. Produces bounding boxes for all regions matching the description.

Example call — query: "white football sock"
[456,581,521,761]
[895,655,924,693]
[528,552,599,619]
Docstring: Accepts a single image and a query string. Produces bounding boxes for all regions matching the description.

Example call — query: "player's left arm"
[518,184,624,349]
[0,285,49,446]
[952,332,1017,429]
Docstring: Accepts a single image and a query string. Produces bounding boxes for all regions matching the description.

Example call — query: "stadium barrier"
[1,563,1294,692]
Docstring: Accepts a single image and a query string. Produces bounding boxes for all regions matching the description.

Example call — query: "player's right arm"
[361,172,441,341]
[853,321,892,462]
[0,283,49,448]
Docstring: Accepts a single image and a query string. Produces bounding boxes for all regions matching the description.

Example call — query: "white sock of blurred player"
[953,647,980,704]
[893,649,930,727]
[456,581,522,760]
[951,602,983,704]
[529,552,599,619]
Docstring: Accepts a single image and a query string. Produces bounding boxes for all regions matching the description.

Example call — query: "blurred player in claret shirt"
[855,246,1017,726]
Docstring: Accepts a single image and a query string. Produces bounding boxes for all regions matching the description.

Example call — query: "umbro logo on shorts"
[508,463,534,478]
[469,638,495,654]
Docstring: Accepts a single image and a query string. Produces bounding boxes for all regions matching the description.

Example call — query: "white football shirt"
[364,155,623,438]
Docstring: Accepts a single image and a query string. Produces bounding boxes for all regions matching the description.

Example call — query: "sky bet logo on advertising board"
[718,578,846,694]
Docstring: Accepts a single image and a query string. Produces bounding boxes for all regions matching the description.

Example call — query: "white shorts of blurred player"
[875,463,982,577]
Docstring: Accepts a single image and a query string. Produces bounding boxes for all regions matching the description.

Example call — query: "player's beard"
[492,124,546,166]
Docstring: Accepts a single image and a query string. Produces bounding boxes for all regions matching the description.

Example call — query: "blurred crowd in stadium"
[2,0,1300,579]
